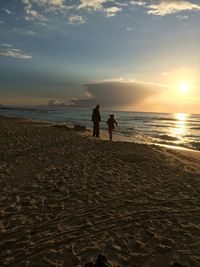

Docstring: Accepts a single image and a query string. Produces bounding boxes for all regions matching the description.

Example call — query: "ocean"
[1,106,200,151]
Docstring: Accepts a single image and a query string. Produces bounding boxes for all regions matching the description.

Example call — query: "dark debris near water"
[53,123,87,131]
[84,254,109,267]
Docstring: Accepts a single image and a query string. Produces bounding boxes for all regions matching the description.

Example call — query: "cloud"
[48,99,68,106]
[69,15,86,25]
[26,0,67,10]
[34,0,66,7]
[130,1,147,7]
[147,0,200,16]
[78,0,107,11]
[22,0,48,21]
[24,30,36,35]
[2,8,14,15]
[21,0,80,22]
[78,0,122,17]
[115,2,128,7]
[31,0,71,13]
[1,43,12,47]
[104,6,122,17]
[70,80,165,109]
[177,15,189,20]
[19,0,200,25]
[130,0,200,16]
[126,27,133,31]
[0,48,32,59]
[23,0,116,15]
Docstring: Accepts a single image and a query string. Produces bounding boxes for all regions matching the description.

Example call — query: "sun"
[179,82,189,93]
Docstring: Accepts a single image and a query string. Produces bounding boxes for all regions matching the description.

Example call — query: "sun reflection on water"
[175,113,187,121]
[170,113,188,140]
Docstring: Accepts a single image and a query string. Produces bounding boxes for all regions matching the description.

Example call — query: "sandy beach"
[0,115,200,267]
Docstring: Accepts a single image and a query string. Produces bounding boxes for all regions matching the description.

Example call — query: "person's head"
[96,104,100,109]
[110,114,114,118]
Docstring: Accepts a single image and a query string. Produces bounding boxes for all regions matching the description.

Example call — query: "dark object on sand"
[170,263,188,267]
[53,124,70,129]
[84,254,109,267]
[73,124,87,131]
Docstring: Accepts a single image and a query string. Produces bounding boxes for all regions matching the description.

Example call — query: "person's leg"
[93,123,96,136]
[110,131,113,141]
[109,128,113,141]
[96,122,100,137]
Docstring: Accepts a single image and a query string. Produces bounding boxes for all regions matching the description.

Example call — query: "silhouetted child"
[106,114,118,141]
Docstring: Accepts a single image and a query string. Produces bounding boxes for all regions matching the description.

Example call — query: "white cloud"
[104,6,122,17]
[18,0,200,23]
[2,8,14,15]
[78,1,123,17]
[115,2,128,7]
[177,15,189,20]
[22,0,48,21]
[25,11,47,21]
[130,1,146,7]
[48,99,68,106]
[1,43,12,47]
[78,0,107,11]
[0,48,32,59]
[28,0,66,9]
[147,0,200,16]
[130,0,200,16]
[25,30,36,35]
[69,15,86,25]
[31,0,70,13]
[33,0,65,7]
[126,27,133,31]
[22,0,76,21]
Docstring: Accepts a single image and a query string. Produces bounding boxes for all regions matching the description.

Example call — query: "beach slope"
[0,116,200,267]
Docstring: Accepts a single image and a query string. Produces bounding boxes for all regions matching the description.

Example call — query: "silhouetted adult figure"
[91,104,101,137]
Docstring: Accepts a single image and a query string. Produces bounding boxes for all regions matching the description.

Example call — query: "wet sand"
[0,115,200,267]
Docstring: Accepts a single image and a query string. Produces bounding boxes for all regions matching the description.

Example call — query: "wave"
[120,117,151,122]
[190,127,200,130]
[145,124,171,128]
[153,140,200,151]
[154,134,180,141]
[185,135,200,138]
[188,142,200,150]
[0,107,38,111]
[0,106,50,113]
[150,117,200,123]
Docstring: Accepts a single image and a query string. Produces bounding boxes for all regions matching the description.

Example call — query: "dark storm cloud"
[71,81,164,109]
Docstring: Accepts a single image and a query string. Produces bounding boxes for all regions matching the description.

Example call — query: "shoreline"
[1,114,199,154]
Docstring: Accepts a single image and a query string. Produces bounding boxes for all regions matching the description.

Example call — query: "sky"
[0,0,200,113]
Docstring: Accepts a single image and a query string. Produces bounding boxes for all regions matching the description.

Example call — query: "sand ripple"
[0,116,200,267]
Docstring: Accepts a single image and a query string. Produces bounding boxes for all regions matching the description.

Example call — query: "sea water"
[1,106,200,151]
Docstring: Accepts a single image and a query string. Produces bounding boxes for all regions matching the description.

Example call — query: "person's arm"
[114,119,118,126]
